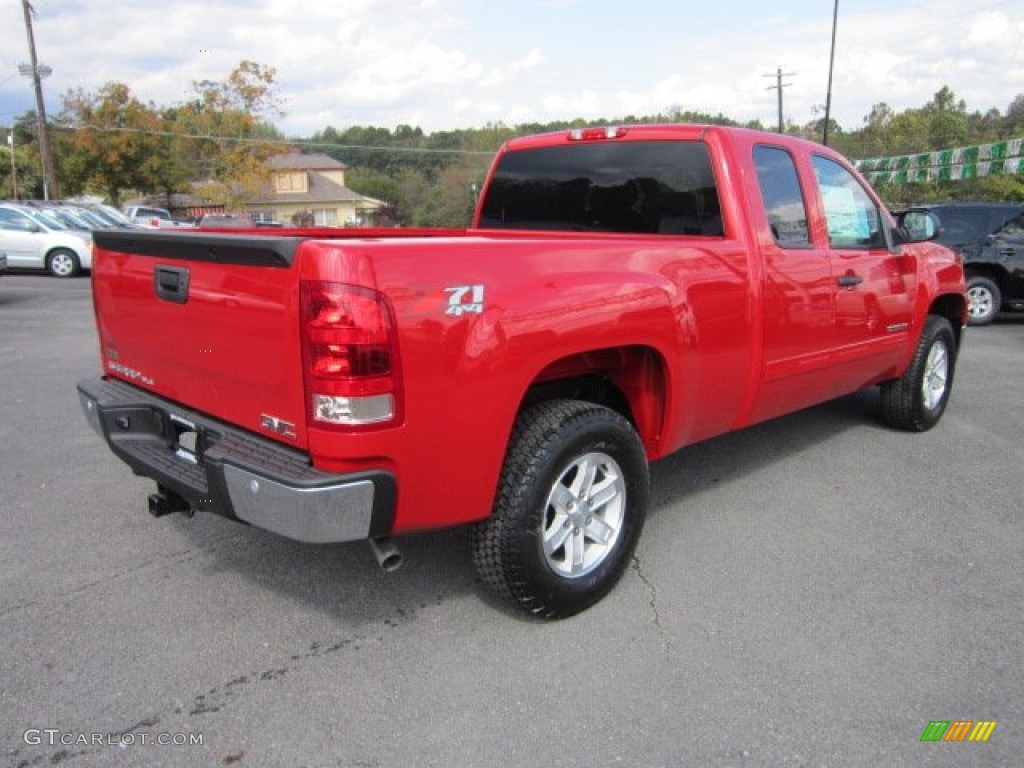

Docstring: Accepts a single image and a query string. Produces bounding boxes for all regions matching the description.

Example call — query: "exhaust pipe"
[368,537,403,572]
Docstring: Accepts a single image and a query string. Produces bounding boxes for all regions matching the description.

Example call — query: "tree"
[59,83,174,204]
[1004,94,1024,136]
[167,60,286,205]
[922,86,969,149]
[7,114,45,198]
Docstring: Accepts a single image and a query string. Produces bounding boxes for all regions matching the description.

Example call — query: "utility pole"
[7,132,17,199]
[763,67,795,134]
[823,0,840,145]
[20,0,58,199]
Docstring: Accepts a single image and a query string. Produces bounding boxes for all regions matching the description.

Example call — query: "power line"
[47,122,497,157]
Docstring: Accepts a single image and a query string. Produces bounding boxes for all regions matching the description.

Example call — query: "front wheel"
[966,275,1001,326]
[471,400,649,619]
[880,315,957,432]
[46,248,81,278]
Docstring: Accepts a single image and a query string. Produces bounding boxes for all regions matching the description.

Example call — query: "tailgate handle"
[154,265,190,304]
[837,273,863,288]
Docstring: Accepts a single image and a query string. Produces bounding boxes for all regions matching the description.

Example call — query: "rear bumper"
[77,377,396,543]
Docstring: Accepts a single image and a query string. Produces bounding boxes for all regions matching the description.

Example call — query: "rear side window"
[812,155,886,249]
[753,145,810,246]
[479,140,723,236]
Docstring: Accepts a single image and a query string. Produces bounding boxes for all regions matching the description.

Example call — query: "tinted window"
[929,205,1024,248]
[998,212,1024,239]
[479,140,723,236]
[753,145,810,246]
[812,155,885,249]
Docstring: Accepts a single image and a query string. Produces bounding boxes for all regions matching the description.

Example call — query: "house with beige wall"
[245,153,385,227]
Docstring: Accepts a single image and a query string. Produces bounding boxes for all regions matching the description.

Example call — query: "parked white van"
[0,203,93,277]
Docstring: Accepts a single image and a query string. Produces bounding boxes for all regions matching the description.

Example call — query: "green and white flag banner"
[855,138,1024,184]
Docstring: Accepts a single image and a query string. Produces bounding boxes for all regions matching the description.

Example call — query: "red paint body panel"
[88,125,967,536]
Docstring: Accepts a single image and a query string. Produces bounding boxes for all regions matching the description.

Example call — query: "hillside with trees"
[4,60,1023,227]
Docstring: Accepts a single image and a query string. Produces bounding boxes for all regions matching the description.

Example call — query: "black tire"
[46,248,81,278]
[966,275,1001,326]
[472,400,649,619]
[880,315,957,432]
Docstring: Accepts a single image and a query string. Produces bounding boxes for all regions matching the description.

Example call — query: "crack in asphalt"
[632,554,670,649]
[5,591,456,768]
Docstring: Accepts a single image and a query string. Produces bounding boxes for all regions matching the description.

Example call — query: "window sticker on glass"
[820,185,870,242]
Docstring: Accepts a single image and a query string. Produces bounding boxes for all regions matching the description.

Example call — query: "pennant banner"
[855,138,1024,184]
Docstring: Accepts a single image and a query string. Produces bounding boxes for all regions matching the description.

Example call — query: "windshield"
[95,205,133,226]
[25,208,69,230]
[47,208,91,230]
[73,208,109,228]
[479,140,723,236]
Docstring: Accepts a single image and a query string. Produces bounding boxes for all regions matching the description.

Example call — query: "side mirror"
[895,210,940,243]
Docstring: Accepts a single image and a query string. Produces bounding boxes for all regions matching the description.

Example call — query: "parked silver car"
[0,203,93,277]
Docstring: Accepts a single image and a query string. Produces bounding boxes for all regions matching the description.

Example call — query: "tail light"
[300,280,401,428]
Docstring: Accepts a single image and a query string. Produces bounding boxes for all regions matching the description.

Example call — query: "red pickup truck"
[78,124,966,618]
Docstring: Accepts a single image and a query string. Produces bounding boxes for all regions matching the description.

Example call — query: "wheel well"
[520,346,667,452]
[964,264,1008,289]
[929,294,967,348]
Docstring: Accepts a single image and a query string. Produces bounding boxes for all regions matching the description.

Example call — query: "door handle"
[837,274,863,288]
[154,265,190,304]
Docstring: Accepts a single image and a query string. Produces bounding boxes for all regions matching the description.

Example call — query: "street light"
[18,62,51,78]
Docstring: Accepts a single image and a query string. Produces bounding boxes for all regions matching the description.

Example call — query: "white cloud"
[480,48,544,89]
[1,0,1021,136]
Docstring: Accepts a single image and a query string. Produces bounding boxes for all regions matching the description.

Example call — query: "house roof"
[268,153,348,171]
[247,171,371,206]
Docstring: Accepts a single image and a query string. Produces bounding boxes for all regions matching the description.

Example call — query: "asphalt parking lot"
[2,274,1021,768]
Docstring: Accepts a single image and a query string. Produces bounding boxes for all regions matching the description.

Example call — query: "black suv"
[908,202,1024,325]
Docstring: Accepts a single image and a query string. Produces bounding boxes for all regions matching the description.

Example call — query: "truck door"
[749,144,837,422]
[810,155,914,375]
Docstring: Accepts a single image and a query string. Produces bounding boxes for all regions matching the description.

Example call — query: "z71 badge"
[444,284,485,316]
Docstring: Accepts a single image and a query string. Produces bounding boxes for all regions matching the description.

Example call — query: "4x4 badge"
[444,285,485,316]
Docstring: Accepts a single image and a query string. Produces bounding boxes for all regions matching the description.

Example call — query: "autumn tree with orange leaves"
[54,61,285,205]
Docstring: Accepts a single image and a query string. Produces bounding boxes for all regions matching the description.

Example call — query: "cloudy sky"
[1,0,1022,139]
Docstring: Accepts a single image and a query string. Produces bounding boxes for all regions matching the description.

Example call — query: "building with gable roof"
[244,152,386,227]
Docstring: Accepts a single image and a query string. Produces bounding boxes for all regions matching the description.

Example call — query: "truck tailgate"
[91,230,309,448]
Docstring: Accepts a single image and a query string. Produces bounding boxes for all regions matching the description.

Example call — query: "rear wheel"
[46,248,81,278]
[966,275,1000,326]
[880,315,957,431]
[471,400,649,618]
